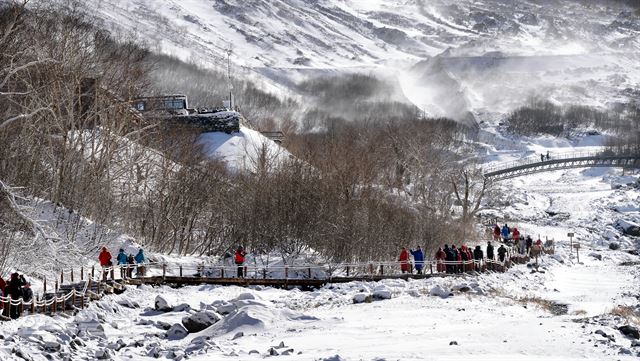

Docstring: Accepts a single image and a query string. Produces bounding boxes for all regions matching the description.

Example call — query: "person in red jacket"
[235,246,246,278]
[512,228,521,243]
[435,247,446,273]
[399,247,410,274]
[98,247,112,280]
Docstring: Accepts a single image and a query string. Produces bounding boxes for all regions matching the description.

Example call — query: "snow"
[198,126,292,172]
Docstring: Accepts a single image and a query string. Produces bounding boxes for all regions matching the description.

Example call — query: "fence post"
[179,265,183,278]
[44,278,47,294]
[285,266,289,279]
[263,268,267,279]
[162,263,166,280]
[60,270,64,284]
[110,267,114,280]
[307,267,312,279]
[72,291,76,309]
[346,266,350,277]
[369,264,373,275]
[53,298,57,315]
[30,299,35,314]
[81,293,85,309]
[245,266,248,278]
[55,281,59,293]
[81,266,84,281]
[62,295,65,312]
[380,264,384,275]
[71,269,74,283]
[221,267,224,278]
[20,299,24,315]
[91,265,95,279]
[430,263,433,275]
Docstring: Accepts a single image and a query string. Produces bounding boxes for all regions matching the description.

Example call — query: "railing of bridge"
[1,245,556,320]
[482,150,638,176]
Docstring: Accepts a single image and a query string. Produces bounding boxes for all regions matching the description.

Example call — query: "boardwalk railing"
[1,246,554,321]
[483,150,640,181]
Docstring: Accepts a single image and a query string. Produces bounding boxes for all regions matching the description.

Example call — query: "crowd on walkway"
[0,272,33,319]
[397,224,549,274]
[98,247,146,278]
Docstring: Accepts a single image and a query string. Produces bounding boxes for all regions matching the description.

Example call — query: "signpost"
[573,242,580,263]
[567,232,574,254]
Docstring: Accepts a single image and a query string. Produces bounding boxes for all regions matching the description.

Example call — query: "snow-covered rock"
[166,324,189,340]
[182,311,221,333]
[430,285,452,299]
[154,295,173,312]
[352,293,372,304]
[616,220,640,237]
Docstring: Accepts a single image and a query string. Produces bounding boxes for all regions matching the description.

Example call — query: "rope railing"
[1,244,554,321]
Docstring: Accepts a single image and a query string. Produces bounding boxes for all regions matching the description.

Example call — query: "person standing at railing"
[546,151,550,161]
[135,248,146,277]
[410,246,424,274]
[497,244,507,263]
[451,245,461,273]
[22,282,33,304]
[398,247,410,274]
[5,273,23,319]
[486,241,495,260]
[235,246,246,278]
[540,153,544,162]
[473,245,484,272]
[443,244,453,274]
[126,253,135,278]
[435,247,446,273]
[116,249,128,278]
[493,224,501,241]
[501,224,510,242]
[98,247,112,280]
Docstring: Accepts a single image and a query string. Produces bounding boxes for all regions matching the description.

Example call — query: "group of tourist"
[0,272,33,319]
[98,247,146,278]
[493,224,544,255]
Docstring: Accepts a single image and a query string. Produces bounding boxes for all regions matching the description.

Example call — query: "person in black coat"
[486,241,495,260]
[443,244,453,274]
[473,245,484,272]
[5,273,23,319]
[497,245,508,262]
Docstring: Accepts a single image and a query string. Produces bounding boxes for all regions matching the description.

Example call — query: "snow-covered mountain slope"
[87,0,640,119]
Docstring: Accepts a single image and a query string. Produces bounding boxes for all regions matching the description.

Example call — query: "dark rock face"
[619,325,640,340]
[181,312,221,333]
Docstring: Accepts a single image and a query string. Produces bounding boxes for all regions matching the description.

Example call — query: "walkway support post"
[162,263,166,280]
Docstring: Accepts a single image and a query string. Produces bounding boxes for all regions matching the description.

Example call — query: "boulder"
[616,220,640,237]
[154,295,173,312]
[609,243,620,250]
[619,325,640,339]
[167,324,188,340]
[181,312,221,333]
[352,293,372,304]
[430,285,452,299]
[373,286,392,300]
[173,303,191,312]
[95,349,111,360]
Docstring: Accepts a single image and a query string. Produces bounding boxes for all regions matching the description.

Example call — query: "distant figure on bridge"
[117,249,128,278]
[493,224,501,240]
[546,151,550,160]
[126,254,135,278]
[235,246,246,278]
[501,224,510,241]
[98,247,112,280]
[435,247,446,273]
[497,244,507,262]
[135,249,146,277]
[518,236,526,255]
[486,241,495,260]
[540,153,544,162]
[398,247,410,274]
[410,247,424,274]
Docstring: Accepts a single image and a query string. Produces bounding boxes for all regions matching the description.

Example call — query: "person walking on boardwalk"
[116,249,128,278]
[473,245,484,271]
[435,247,446,273]
[235,246,246,278]
[486,241,495,260]
[501,224,510,242]
[134,248,146,277]
[410,246,424,274]
[98,247,112,280]
[399,247,410,274]
[497,244,508,262]
[5,273,23,319]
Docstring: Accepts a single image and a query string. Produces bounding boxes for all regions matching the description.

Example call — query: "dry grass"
[609,305,640,324]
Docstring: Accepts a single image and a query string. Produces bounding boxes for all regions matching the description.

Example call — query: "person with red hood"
[435,247,446,273]
[493,224,501,240]
[512,228,521,243]
[99,247,112,280]
[398,247,410,274]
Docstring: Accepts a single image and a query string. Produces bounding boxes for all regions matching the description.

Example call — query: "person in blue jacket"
[410,246,425,274]
[117,248,128,278]
[501,224,510,241]
[134,248,146,277]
